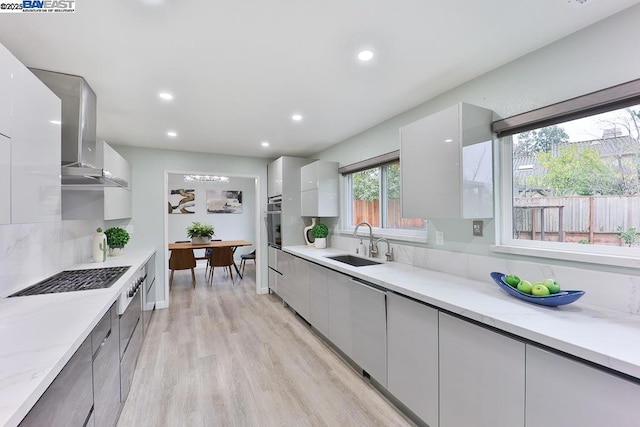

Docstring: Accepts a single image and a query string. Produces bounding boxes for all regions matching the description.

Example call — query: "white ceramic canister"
[92,228,107,262]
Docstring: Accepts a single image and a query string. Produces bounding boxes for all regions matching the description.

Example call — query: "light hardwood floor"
[117,265,414,426]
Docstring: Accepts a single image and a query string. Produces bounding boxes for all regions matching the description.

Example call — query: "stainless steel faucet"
[353,221,377,258]
[374,238,394,262]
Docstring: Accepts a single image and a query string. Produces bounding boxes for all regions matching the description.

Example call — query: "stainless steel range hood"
[30,68,128,189]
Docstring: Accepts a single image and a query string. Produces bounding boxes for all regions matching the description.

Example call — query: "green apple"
[543,278,561,294]
[504,274,521,287]
[517,280,533,294]
[532,284,551,296]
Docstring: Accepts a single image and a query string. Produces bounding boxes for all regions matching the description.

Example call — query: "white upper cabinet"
[267,157,283,198]
[0,135,10,224]
[401,102,494,219]
[11,62,61,223]
[103,141,131,220]
[300,160,339,217]
[0,44,11,138]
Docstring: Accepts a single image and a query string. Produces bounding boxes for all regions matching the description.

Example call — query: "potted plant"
[186,221,215,244]
[312,222,329,249]
[104,226,130,256]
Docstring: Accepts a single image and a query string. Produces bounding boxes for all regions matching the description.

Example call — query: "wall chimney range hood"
[30,68,128,189]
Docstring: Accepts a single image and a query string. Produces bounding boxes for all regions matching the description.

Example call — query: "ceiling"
[0,0,638,159]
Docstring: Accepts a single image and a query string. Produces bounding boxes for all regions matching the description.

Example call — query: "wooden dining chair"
[240,249,256,276]
[208,246,235,284]
[169,247,196,289]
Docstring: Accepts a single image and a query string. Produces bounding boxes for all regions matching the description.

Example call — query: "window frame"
[493,78,640,269]
[340,159,428,243]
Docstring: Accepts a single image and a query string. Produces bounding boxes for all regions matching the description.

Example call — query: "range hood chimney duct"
[29,68,127,188]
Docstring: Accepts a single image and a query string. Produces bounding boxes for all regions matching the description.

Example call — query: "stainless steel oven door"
[266,211,282,248]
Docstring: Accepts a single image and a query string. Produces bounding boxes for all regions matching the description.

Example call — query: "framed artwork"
[168,189,195,214]
[207,190,243,214]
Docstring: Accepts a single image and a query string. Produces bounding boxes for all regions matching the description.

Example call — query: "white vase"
[191,236,210,244]
[109,247,125,257]
[304,218,317,247]
[92,228,107,263]
[314,237,327,249]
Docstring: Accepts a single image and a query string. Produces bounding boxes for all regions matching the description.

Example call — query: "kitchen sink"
[326,255,381,267]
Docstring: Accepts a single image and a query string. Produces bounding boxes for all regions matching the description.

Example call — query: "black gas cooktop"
[8,266,131,297]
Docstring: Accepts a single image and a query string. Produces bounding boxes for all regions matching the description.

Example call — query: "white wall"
[110,145,269,303]
[0,220,102,297]
[167,174,256,259]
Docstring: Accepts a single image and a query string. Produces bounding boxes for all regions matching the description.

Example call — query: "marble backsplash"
[0,220,102,297]
[331,235,640,316]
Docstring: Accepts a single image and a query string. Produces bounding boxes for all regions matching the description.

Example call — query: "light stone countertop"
[284,245,640,382]
[0,249,155,427]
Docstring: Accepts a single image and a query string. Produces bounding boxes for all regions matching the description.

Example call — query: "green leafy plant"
[186,221,215,238]
[311,223,329,238]
[104,227,130,249]
[616,225,639,247]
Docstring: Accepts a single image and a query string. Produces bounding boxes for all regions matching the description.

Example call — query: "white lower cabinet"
[350,278,387,387]
[526,345,640,427]
[325,267,387,386]
[327,269,353,359]
[276,250,292,303]
[268,268,279,294]
[0,134,10,224]
[289,256,310,321]
[387,293,438,426]
[309,263,329,337]
[439,312,525,427]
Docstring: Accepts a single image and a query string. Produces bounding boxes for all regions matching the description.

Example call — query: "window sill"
[491,243,640,270]
[337,228,428,244]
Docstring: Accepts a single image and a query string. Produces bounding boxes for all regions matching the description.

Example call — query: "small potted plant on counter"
[186,221,215,244]
[104,226,130,256]
[312,222,329,249]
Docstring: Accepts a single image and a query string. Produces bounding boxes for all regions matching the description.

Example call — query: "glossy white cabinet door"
[327,269,353,359]
[0,134,10,224]
[526,345,640,427]
[289,256,310,321]
[276,250,292,303]
[300,160,339,217]
[401,103,493,219]
[267,157,283,198]
[308,263,329,337]
[387,293,438,426]
[0,43,12,138]
[11,65,61,223]
[104,187,132,220]
[439,312,525,427]
[349,279,387,387]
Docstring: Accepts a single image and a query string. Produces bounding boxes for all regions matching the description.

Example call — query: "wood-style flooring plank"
[117,265,414,426]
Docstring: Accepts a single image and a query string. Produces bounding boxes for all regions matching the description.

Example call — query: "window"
[495,78,640,266]
[343,160,426,238]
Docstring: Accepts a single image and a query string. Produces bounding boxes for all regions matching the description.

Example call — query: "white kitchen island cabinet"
[525,345,640,427]
[387,292,439,426]
[11,63,61,224]
[400,102,494,219]
[439,312,525,427]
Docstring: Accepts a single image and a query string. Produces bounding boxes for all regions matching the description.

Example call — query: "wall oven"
[266,196,282,248]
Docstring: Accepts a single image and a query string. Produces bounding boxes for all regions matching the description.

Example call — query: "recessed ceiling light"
[358,50,374,61]
[444,139,453,143]
[292,114,303,121]
[159,92,173,101]
[261,141,270,147]
[167,131,177,137]
[49,120,61,125]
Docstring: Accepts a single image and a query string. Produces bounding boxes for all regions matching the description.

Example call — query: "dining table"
[168,240,252,279]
